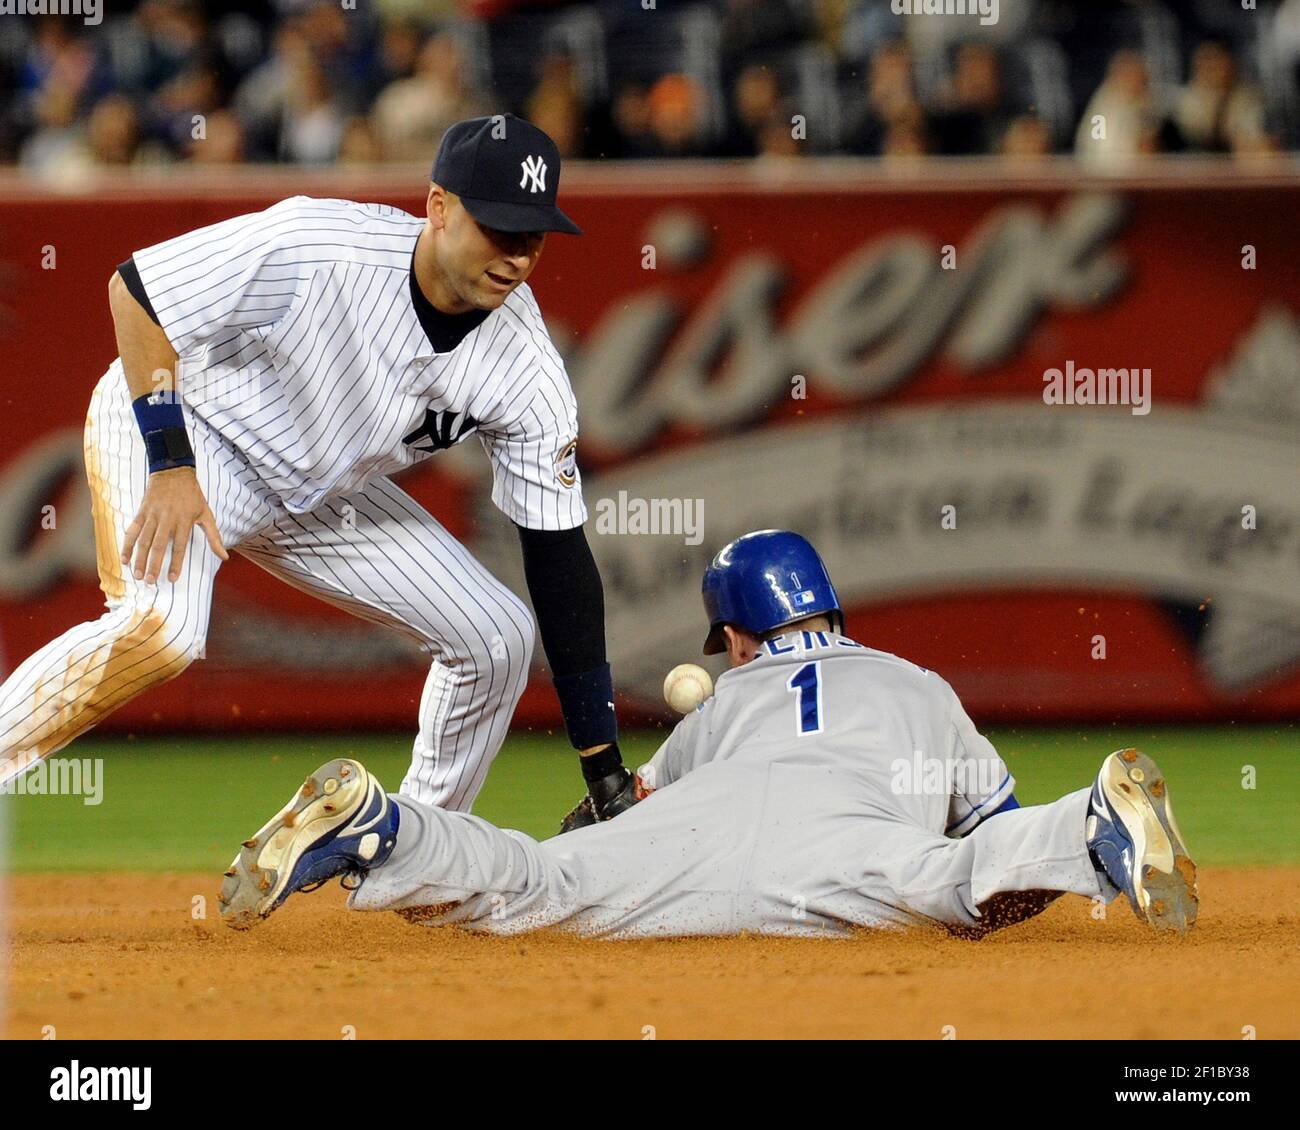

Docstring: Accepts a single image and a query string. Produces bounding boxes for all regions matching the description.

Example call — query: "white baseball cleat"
[1086,748,1198,934]
[219,758,399,930]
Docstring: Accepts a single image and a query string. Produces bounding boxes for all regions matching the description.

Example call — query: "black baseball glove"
[558,766,641,833]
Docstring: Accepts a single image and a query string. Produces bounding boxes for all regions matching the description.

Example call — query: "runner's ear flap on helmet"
[700,530,844,655]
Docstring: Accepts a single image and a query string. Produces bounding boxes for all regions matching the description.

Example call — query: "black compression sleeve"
[517,523,617,750]
[116,257,161,326]
[516,523,606,677]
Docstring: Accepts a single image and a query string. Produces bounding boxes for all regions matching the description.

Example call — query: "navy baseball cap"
[431,113,582,235]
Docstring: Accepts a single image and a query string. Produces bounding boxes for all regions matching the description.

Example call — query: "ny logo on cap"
[520,155,547,193]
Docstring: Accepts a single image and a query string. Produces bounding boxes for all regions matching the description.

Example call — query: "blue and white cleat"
[1086,749,1198,934]
[220,758,399,930]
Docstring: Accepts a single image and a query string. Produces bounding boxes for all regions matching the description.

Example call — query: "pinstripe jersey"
[130,195,586,529]
[642,631,1015,839]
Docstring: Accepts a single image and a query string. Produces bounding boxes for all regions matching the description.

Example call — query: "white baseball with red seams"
[663,663,713,714]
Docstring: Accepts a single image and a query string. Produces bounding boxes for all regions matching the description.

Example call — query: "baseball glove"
[557,766,640,833]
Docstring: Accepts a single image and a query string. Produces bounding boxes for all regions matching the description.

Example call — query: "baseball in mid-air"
[663,663,713,713]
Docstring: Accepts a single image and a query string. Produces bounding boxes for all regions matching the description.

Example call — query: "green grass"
[2,727,1296,871]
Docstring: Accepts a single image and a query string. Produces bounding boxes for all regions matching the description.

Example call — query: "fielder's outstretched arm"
[516,523,638,821]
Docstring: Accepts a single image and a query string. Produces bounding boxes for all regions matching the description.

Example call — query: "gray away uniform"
[351,631,1111,937]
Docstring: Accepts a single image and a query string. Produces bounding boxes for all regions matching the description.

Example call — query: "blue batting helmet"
[701,530,843,655]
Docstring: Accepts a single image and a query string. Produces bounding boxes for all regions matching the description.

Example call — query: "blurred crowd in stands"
[2,0,1298,174]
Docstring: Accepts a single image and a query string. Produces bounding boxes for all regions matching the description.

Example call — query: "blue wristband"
[132,392,196,473]
[553,663,618,750]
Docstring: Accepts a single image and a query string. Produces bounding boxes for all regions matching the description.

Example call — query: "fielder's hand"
[557,766,641,834]
[121,466,229,584]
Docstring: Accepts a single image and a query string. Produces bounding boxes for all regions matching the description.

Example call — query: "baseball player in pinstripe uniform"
[0,114,640,824]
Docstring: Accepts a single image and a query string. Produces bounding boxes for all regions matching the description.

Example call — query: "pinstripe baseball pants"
[0,367,535,810]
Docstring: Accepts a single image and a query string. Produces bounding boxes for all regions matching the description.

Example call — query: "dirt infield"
[5,868,1298,1040]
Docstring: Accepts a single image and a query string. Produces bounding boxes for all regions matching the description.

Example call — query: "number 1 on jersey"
[787,661,823,736]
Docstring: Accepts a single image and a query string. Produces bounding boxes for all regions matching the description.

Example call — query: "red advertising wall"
[0,165,1295,729]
